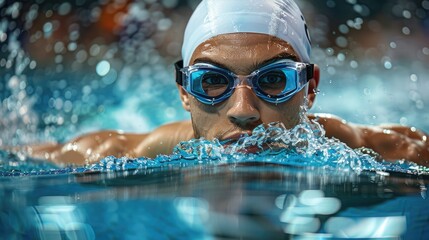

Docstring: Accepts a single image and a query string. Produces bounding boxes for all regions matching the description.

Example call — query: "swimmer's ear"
[178,85,191,112]
[306,64,320,109]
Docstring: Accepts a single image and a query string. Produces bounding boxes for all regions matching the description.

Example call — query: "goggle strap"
[175,60,184,85]
[306,64,314,81]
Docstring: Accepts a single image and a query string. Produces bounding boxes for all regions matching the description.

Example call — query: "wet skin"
[25,33,429,166]
[179,34,316,141]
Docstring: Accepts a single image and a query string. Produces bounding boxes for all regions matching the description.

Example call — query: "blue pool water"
[1,0,429,239]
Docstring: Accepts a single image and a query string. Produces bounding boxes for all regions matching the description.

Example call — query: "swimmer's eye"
[257,70,287,95]
[201,72,229,96]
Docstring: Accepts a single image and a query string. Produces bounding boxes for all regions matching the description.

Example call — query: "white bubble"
[384,61,392,69]
[54,41,64,53]
[402,10,412,19]
[96,60,111,77]
[76,50,88,63]
[29,60,37,69]
[339,24,349,34]
[423,0,429,10]
[422,47,429,55]
[325,48,335,56]
[327,66,336,75]
[350,60,359,68]
[68,42,77,51]
[389,42,397,49]
[157,18,172,31]
[43,22,53,33]
[402,26,410,35]
[162,0,178,8]
[58,2,72,16]
[400,117,408,125]
[90,44,101,56]
[0,32,6,42]
[336,36,348,48]
[410,74,418,82]
[337,53,346,61]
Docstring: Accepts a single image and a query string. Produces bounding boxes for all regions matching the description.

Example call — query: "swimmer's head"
[181,0,312,66]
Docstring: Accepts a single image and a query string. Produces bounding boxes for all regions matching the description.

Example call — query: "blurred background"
[0,0,428,146]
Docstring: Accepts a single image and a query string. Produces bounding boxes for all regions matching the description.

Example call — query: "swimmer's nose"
[226,85,260,126]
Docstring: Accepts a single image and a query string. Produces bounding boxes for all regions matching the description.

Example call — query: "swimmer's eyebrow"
[255,53,299,69]
[193,58,230,70]
[193,53,299,72]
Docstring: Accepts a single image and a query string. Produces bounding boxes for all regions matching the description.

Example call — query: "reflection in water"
[31,196,95,240]
[2,165,425,239]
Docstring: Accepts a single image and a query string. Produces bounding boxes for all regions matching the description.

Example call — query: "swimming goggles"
[175,60,314,105]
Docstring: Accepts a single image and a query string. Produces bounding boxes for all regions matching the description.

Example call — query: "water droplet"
[90,44,101,56]
[157,18,172,31]
[422,0,429,10]
[29,60,37,69]
[76,50,88,63]
[402,26,410,35]
[335,36,348,48]
[43,22,53,33]
[410,74,418,82]
[337,53,346,61]
[399,117,408,125]
[325,48,334,56]
[327,66,336,75]
[162,0,178,8]
[45,10,53,18]
[58,2,72,16]
[96,60,111,76]
[338,24,349,34]
[350,60,359,68]
[384,61,392,69]
[0,32,7,42]
[54,41,64,53]
[67,42,77,51]
[402,10,412,19]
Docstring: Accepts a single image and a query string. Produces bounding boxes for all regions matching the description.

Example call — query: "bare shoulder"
[30,130,148,165]
[308,113,364,148]
[135,120,194,158]
[309,113,429,165]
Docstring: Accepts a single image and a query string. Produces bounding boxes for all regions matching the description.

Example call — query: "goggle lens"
[176,60,314,105]
[256,69,288,96]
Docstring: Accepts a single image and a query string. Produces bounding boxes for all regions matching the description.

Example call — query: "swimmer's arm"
[311,114,429,166]
[24,131,148,165]
[134,121,194,159]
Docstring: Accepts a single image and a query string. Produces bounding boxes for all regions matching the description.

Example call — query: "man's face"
[179,33,318,141]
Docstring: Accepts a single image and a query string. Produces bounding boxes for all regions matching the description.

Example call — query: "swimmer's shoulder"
[308,113,364,148]
[135,120,194,158]
[28,130,149,165]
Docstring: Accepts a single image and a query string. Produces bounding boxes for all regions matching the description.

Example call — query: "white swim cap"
[182,0,312,66]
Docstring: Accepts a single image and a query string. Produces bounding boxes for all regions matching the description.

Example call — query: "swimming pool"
[1,0,429,239]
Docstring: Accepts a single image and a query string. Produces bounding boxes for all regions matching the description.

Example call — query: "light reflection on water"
[1,165,427,239]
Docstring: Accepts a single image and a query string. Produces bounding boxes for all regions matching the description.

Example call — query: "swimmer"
[25,0,429,166]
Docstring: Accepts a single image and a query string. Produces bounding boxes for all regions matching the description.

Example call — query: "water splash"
[1,119,427,177]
